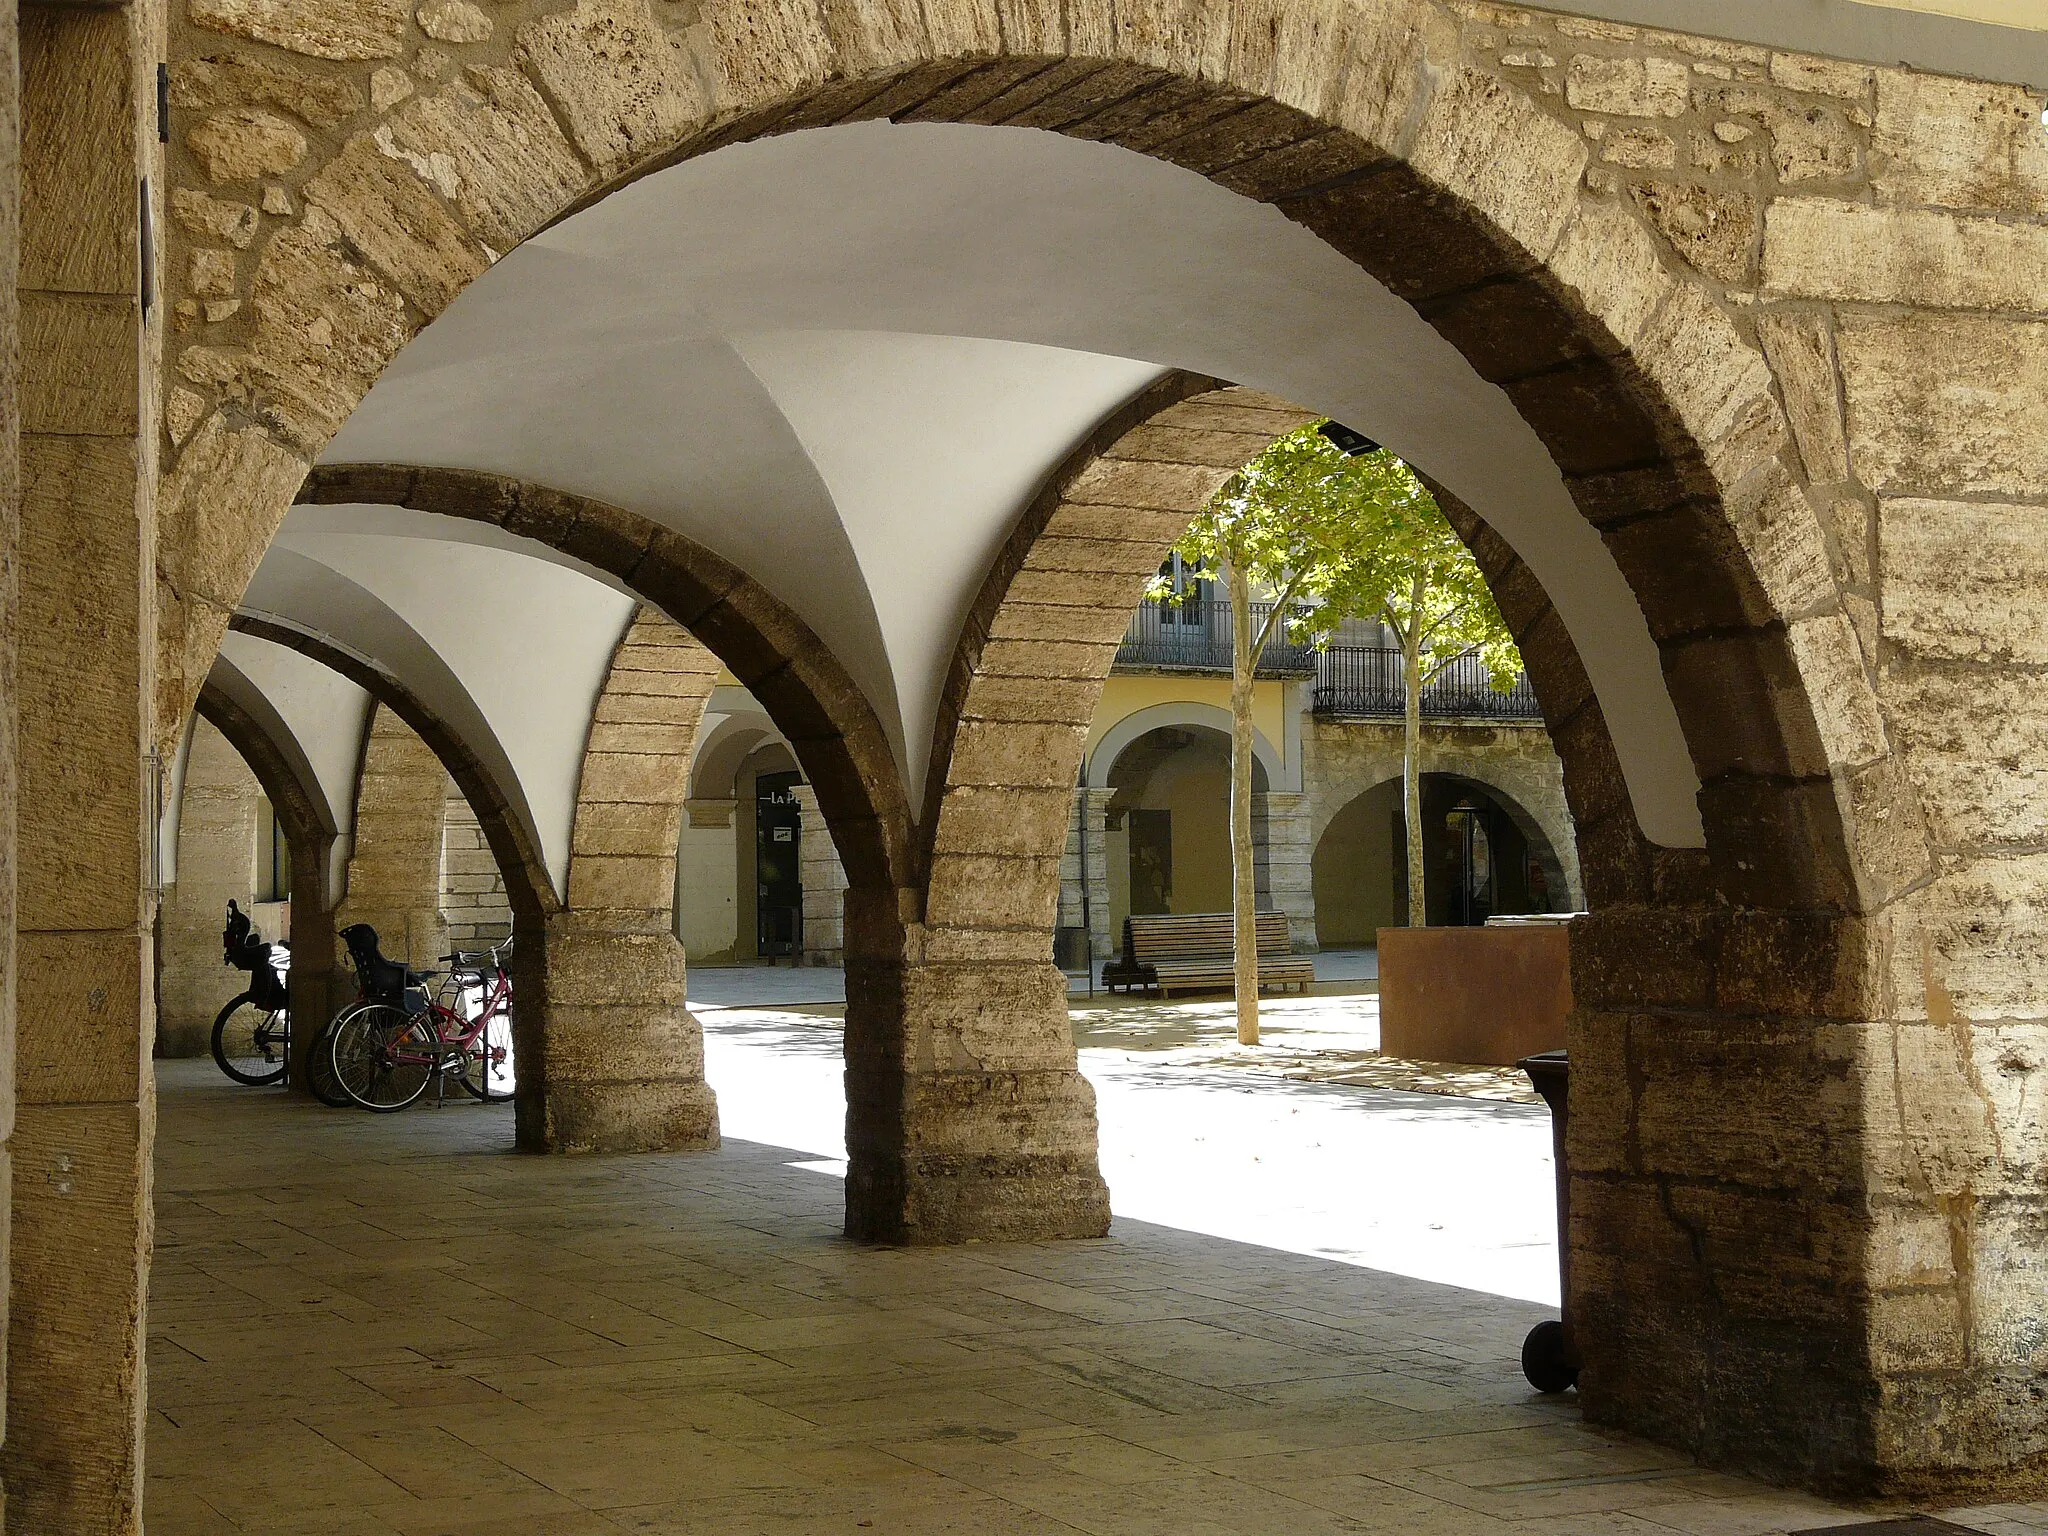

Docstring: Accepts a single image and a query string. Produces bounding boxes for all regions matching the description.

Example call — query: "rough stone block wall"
[335,703,449,970]
[439,783,511,945]
[158,715,262,1056]
[10,10,157,1528]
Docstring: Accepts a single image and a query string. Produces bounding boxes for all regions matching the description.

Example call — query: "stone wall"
[334,704,448,971]
[439,783,511,945]
[158,716,261,1055]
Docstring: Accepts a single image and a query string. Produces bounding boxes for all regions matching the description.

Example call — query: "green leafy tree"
[1160,423,1521,1045]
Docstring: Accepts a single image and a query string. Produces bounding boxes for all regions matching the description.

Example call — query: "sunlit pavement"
[697,984,1562,1307]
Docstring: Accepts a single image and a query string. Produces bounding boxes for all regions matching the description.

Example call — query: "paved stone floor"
[147,1061,2048,1535]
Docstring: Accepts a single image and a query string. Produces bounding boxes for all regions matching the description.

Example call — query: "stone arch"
[689,712,778,802]
[138,4,1979,1493]
[1087,702,1286,793]
[196,674,350,1045]
[229,614,559,930]
[292,465,915,896]
[152,10,1915,918]
[1309,768,1579,936]
[526,606,725,1153]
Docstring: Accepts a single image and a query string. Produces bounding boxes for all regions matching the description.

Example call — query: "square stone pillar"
[1077,787,1116,964]
[511,911,719,1155]
[8,12,155,1528]
[1253,791,1318,952]
[792,782,846,966]
[841,888,1109,1244]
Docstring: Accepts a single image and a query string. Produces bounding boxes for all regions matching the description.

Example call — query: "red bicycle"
[327,926,515,1112]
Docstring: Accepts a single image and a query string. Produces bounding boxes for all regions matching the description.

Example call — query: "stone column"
[333,705,449,972]
[514,913,716,1154]
[793,781,846,966]
[517,611,720,1154]
[1254,791,1317,952]
[157,718,260,1056]
[842,887,1110,1244]
[8,11,154,1527]
[1078,786,1116,963]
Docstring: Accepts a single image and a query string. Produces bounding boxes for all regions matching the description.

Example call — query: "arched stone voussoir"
[226,612,560,930]
[296,463,915,892]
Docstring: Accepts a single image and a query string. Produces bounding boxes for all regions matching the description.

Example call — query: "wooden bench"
[1102,911,1315,997]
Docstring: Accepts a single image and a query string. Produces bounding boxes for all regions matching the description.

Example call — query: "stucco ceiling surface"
[248,525,637,890]
[214,630,374,839]
[320,119,1706,846]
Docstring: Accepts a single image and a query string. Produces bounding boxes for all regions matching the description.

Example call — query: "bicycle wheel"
[212,994,290,1086]
[305,1007,359,1108]
[458,1005,516,1102]
[328,1004,433,1112]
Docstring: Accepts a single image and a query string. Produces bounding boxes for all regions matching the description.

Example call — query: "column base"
[522,1077,720,1155]
[845,1067,1111,1244]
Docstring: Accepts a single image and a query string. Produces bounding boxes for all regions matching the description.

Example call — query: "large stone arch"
[151,4,1903,901]
[113,0,2038,1501]
[293,465,915,895]
[229,612,560,930]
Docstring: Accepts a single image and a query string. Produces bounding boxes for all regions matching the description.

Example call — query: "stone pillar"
[514,914,717,1154]
[284,828,339,1089]
[518,611,720,1153]
[8,11,154,1527]
[333,705,449,972]
[793,781,846,966]
[1253,791,1317,952]
[1074,787,1116,963]
[842,887,1110,1244]
[156,718,260,1056]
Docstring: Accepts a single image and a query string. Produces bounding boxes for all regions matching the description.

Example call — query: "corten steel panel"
[1377,925,1571,1066]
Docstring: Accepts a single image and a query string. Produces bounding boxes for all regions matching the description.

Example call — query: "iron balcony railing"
[1113,599,1317,675]
[1311,645,1544,721]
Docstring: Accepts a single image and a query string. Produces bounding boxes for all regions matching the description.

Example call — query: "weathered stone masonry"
[0,0,2007,1513]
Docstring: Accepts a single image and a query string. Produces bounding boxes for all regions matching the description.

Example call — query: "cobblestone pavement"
[148,1060,2046,1534]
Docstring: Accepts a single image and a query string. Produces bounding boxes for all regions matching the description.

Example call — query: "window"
[255,799,290,903]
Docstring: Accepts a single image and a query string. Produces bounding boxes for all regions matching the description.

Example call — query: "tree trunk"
[1228,562,1260,1046]
[1403,582,1428,930]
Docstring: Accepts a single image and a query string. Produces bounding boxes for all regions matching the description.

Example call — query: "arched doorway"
[1314,773,1574,944]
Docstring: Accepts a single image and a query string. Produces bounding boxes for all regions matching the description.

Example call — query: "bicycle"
[212,900,292,1086]
[326,926,515,1112]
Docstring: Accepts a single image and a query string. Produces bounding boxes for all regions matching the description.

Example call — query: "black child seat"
[222,899,292,1010]
[339,923,435,1014]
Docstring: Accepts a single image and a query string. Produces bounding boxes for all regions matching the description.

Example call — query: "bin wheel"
[1521,1319,1578,1394]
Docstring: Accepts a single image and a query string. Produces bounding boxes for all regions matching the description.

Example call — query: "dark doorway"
[1127,808,1173,914]
[755,771,802,958]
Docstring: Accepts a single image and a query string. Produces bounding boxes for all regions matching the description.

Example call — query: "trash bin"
[1518,1048,1580,1393]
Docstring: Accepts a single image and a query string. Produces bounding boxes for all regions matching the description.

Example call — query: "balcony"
[1311,645,1544,721]
[1113,598,1317,676]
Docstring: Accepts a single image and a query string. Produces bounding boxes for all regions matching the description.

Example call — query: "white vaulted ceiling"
[227,115,1728,895]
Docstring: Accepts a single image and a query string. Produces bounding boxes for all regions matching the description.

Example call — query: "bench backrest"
[1124,911,1292,964]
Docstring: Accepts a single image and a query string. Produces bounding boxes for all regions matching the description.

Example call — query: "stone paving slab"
[145,1060,2046,1534]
